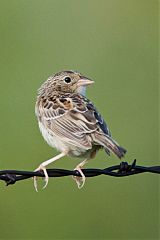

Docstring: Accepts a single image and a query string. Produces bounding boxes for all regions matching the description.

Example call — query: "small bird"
[34,70,126,191]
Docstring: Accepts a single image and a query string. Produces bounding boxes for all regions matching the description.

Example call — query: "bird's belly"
[38,122,89,157]
[38,122,68,152]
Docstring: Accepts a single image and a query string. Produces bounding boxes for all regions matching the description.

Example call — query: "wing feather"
[36,93,110,149]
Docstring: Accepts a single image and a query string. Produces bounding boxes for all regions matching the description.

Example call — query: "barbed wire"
[0,159,159,186]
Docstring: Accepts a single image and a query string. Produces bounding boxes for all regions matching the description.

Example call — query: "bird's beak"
[77,78,94,87]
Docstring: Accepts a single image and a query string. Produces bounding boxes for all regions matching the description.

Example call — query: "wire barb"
[0,159,159,186]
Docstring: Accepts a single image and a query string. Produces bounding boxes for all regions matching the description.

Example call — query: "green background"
[0,0,159,239]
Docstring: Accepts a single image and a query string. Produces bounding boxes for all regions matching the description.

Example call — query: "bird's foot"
[33,165,49,192]
[73,167,85,189]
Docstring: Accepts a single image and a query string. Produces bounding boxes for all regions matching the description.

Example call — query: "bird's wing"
[36,94,110,149]
[86,101,111,137]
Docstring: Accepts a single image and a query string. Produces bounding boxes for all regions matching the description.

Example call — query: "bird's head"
[38,70,94,97]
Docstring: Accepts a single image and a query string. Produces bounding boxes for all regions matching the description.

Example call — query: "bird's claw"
[72,168,85,189]
[33,165,49,192]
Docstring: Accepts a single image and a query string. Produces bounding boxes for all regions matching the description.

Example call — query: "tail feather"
[92,133,126,159]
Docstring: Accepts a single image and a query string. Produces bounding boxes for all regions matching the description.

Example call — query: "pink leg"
[34,152,67,192]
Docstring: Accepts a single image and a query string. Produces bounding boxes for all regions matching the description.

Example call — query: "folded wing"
[36,93,126,158]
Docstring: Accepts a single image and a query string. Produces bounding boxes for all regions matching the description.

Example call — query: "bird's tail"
[92,132,126,159]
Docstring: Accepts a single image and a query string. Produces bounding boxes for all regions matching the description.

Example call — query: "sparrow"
[34,70,126,191]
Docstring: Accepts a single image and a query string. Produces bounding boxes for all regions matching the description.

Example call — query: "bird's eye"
[64,77,71,84]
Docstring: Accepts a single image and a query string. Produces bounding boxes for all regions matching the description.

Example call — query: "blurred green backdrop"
[0,0,158,239]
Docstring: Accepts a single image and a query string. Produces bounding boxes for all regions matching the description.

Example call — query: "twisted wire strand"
[0,160,159,186]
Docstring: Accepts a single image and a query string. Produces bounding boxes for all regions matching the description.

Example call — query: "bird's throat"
[76,86,86,96]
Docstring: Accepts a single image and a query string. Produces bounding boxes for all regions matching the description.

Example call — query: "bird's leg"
[73,159,89,189]
[34,151,67,191]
